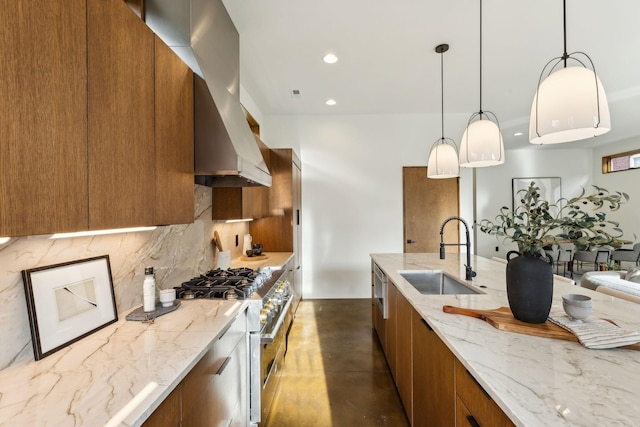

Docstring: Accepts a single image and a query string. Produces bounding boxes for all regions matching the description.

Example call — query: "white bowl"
[562,294,592,321]
[159,289,176,307]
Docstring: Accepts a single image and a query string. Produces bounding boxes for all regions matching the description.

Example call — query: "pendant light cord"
[479,0,483,114]
[562,0,568,66]
[440,49,444,140]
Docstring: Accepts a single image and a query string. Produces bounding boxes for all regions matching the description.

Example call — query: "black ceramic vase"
[505,251,554,324]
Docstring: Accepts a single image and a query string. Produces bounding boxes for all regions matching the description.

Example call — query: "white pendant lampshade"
[427,43,459,179]
[529,0,610,145]
[459,118,504,167]
[460,0,504,168]
[428,140,459,178]
[529,66,610,144]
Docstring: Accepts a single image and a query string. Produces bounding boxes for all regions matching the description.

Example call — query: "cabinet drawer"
[212,335,248,426]
[182,310,247,420]
[456,395,473,427]
[214,309,247,360]
[455,360,514,427]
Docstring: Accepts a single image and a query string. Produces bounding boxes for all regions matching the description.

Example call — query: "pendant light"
[459,0,504,168]
[427,44,459,179]
[529,0,610,144]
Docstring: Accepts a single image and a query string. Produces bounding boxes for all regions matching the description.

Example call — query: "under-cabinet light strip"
[50,226,157,239]
[224,219,253,223]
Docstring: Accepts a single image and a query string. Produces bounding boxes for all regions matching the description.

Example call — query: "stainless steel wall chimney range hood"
[145,0,271,187]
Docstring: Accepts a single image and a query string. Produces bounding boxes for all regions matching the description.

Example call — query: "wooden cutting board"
[240,255,268,261]
[442,305,640,351]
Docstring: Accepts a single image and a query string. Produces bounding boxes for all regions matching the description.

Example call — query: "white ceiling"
[222,0,640,150]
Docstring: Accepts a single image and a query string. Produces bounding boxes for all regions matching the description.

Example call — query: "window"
[602,149,640,174]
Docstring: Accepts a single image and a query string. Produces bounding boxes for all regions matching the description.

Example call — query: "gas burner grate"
[175,267,264,300]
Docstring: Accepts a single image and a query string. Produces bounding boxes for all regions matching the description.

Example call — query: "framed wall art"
[512,177,562,217]
[22,255,117,360]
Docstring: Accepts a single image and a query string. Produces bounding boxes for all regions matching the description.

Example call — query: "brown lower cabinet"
[412,310,454,426]
[142,385,181,427]
[372,275,513,427]
[396,288,413,422]
[455,361,514,427]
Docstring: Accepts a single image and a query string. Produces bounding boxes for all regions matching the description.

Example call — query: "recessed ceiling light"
[325,99,336,106]
[323,53,338,64]
[514,132,524,136]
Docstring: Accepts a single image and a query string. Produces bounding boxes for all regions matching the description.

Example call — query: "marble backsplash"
[0,185,248,370]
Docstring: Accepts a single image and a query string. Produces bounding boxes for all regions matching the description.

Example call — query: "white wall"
[592,137,640,245]
[262,113,473,299]
[475,148,594,259]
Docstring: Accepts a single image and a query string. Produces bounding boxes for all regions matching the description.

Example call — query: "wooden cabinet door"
[396,289,413,423]
[0,0,88,236]
[386,282,398,379]
[413,310,455,427]
[87,0,155,229]
[455,360,514,427]
[154,36,194,225]
[142,385,181,427]
[455,395,474,427]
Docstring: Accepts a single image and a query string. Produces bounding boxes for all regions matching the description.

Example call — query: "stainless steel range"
[174,263,293,425]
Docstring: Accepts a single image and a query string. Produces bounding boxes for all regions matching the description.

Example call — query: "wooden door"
[403,167,459,253]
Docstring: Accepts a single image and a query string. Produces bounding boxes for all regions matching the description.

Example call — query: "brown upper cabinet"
[0,0,194,237]
[154,36,195,225]
[88,0,156,230]
[0,0,89,236]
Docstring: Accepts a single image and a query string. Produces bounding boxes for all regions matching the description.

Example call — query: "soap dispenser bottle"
[143,266,156,312]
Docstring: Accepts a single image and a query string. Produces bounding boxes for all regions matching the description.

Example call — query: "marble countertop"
[371,253,640,427]
[0,299,247,426]
[0,252,293,426]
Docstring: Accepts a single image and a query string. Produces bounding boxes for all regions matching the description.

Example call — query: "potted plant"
[480,181,629,323]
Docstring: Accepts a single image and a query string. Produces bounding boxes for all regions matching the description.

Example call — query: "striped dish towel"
[548,309,640,349]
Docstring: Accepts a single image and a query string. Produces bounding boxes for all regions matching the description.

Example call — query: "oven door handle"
[249,332,262,423]
[260,295,293,344]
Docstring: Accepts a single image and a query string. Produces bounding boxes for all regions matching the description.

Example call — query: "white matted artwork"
[512,177,562,216]
[21,255,117,360]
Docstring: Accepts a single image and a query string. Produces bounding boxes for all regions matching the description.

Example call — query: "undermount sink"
[399,270,482,295]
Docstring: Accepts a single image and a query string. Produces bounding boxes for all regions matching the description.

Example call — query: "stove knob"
[260,308,269,324]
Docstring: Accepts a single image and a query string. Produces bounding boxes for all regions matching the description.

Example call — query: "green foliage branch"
[479,181,630,256]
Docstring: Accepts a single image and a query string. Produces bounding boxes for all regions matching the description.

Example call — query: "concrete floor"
[265,299,409,427]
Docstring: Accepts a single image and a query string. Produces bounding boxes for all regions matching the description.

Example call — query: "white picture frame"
[512,177,562,217]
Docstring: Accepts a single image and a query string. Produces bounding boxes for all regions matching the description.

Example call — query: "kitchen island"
[0,252,292,426]
[371,253,640,427]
